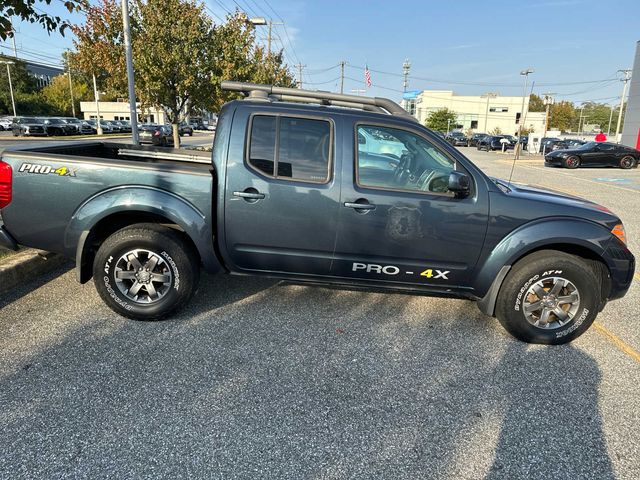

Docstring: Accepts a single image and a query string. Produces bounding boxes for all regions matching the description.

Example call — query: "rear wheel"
[620,155,637,169]
[93,224,200,320]
[495,250,599,344]
[563,156,580,169]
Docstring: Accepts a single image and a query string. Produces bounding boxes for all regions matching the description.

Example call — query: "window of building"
[470,120,478,129]
[356,125,456,196]
[490,107,509,112]
[247,115,332,183]
[515,113,521,124]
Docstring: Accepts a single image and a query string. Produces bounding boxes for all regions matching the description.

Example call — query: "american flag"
[364,65,372,88]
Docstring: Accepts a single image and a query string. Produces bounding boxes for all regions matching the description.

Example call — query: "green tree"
[425,108,457,132]
[577,102,619,133]
[0,0,85,41]
[529,93,545,112]
[549,101,576,132]
[490,126,502,135]
[41,74,91,116]
[0,55,39,115]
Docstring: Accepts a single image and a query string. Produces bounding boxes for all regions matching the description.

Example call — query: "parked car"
[118,120,132,132]
[178,122,193,136]
[11,117,47,137]
[477,135,514,151]
[539,137,568,153]
[0,80,634,346]
[60,117,94,135]
[42,118,75,136]
[445,131,468,146]
[468,133,487,147]
[545,141,639,169]
[139,124,174,146]
[0,117,12,131]
[99,120,114,133]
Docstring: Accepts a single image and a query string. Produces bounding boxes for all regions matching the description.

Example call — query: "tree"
[529,93,545,112]
[41,74,91,116]
[549,101,576,132]
[70,0,127,98]
[134,0,217,146]
[425,108,457,132]
[490,126,502,135]
[0,55,39,115]
[0,0,85,41]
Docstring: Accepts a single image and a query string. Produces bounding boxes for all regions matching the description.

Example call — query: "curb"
[0,249,68,294]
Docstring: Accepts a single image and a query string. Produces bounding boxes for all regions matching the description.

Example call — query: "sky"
[3,0,640,106]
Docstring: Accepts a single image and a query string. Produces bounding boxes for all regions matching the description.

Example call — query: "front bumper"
[544,155,563,166]
[604,240,635,301]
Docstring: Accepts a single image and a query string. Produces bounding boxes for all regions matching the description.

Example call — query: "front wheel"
[619,155,637,169]
[563,156,580,169]
[93,224,200,320]
[495,250,600,344]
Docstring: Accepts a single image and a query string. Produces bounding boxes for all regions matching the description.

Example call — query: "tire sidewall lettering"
[161,251,180,291]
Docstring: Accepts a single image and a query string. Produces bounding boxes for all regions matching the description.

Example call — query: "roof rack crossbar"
[221,81,417,122]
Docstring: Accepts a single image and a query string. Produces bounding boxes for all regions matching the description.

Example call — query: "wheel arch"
[475,218,613,316]
[66,186,222,283]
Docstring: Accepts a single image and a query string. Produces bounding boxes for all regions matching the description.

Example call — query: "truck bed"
[0,142,214,258]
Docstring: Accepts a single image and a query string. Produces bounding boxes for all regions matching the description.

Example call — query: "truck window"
[248,115,332,183]
[356,125,456,195]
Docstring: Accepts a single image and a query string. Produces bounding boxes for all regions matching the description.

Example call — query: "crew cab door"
[223,109,340,276]
[331,121,489,289]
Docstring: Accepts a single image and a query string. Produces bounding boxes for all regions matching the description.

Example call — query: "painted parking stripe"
[592,322,640,363]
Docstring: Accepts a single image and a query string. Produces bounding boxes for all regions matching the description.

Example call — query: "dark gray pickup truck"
[0,82,635,344]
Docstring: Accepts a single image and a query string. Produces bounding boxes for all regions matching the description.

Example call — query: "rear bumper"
[0,224,19,251]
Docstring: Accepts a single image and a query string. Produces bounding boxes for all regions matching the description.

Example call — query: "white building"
[404,90,546,136]
[80,100,168,124]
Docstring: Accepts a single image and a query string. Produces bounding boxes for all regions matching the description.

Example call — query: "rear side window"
[248,115,331,183]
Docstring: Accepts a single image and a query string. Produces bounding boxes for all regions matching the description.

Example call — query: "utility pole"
[515,68,534,160]
[607,104,614,135]
[122,0,139,144]
[481,92,497,132]
[295,63,306,89]
[66,50,76,117]
[0,61,16,117]
[402,59,411,92]
[92,73,103,135]
[542,92,555,138]
[339,61,346,94]
[9,18,18,57]
[615,69,632,142]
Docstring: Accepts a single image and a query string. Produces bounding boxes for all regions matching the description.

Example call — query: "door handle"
[344,199,375,211]
[233,189,265,200]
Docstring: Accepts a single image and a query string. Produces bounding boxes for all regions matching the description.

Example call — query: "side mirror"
[448,171,471,198]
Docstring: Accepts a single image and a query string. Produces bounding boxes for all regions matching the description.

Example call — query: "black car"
[43,118,76,136]
[445,131,467,146]
[61,117,95,135]
[139,124,174,146]
[469,133,487,147]
[545,141,639,169]
[539,137,568,153]
[11,117,47,137]
[477,135,514,151]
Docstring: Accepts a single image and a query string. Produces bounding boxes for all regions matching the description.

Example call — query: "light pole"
[542,92,555,139]
[92,73,103,135]
[516,68,534,159]
[615,69,632,143]
[0,60,17,117]
[122,0,139,144]
[481,92,497,132]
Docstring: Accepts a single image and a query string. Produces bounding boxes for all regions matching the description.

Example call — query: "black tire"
[93,224,200,320]
[495,250,600,344]
[563,155,580,169]
[619,155,636,169]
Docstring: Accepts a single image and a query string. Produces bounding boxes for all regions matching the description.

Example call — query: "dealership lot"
[0,146,638,479]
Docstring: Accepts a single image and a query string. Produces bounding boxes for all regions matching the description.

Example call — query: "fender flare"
[474,217,613,316]
[65,185,222,282]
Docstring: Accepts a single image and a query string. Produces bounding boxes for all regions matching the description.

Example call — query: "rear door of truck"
[222,105,341,276]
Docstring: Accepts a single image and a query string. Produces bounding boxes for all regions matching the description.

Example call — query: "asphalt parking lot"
[0,145,639,479]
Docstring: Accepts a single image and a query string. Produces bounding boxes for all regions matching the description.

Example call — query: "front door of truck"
[331,122,489,289]
[223,110,341,276]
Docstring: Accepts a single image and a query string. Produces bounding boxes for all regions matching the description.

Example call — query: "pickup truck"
[0,82,634,344]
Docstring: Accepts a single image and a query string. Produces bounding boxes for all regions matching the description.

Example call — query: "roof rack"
[221,81,418,123]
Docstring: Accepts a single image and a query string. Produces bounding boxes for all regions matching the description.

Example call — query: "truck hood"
[491,177,619,222]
